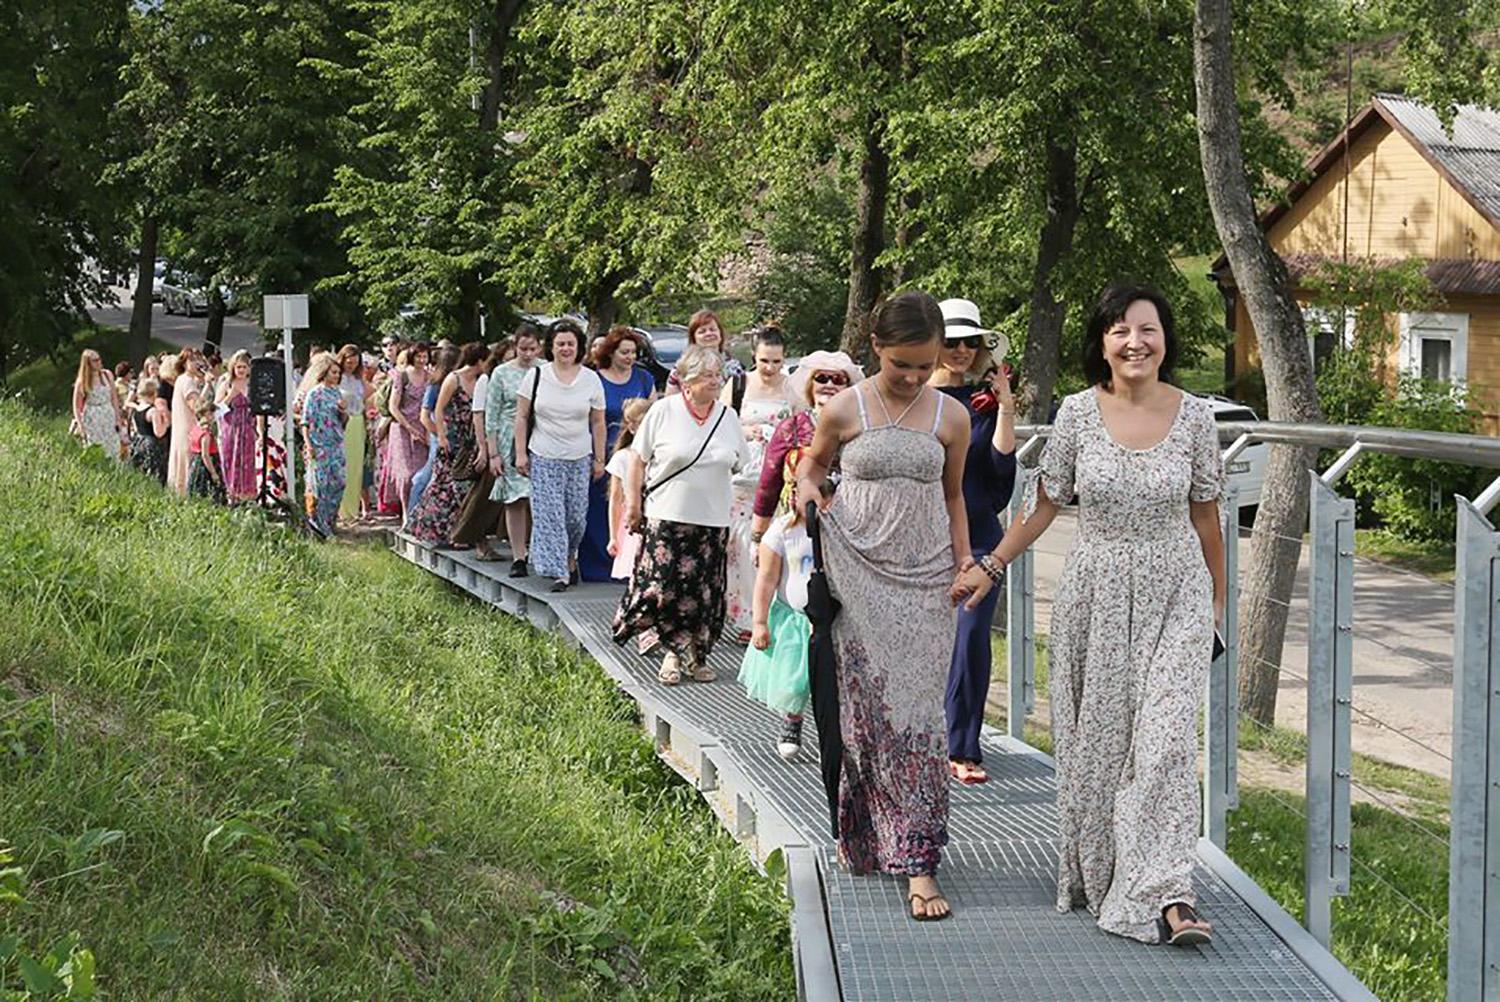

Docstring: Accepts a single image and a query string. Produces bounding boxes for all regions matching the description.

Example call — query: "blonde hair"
[74,349,102,398]
[612,398,654,457]
[227,349,252,378]
[138,378,159,401]
[298,352,340,399]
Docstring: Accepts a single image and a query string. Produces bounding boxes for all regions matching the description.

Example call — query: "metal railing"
[1006,417,1500,1002]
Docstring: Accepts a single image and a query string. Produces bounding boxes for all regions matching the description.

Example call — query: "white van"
[1198,394,1267,513]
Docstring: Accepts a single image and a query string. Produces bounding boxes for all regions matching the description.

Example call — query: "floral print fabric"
[405,384,474,543]
[219,391,257,501]
[303,384,346,534]
[612,519,729,661]
[820,387,954,877]
[1034,388,1224,943]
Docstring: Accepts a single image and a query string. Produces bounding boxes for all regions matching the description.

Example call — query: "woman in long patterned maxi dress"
[952,285,1226,946]
[405,372,475,545]
[216,351,257,502]
[382,345,430,520]
[796,292,972,922]
[302,361,347,536]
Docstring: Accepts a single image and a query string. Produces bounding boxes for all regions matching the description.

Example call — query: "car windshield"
[1213,408,1258,422]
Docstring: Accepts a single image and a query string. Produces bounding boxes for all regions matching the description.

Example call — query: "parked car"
[161,271,210,317]
[633,324,688,391]
[151,260,167,302]
[1198,393,1267,514]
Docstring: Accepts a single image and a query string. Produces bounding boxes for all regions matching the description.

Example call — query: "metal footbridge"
[391,530,1373,1001]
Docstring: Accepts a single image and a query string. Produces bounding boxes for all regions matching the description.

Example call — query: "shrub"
[1344,376,1489,542]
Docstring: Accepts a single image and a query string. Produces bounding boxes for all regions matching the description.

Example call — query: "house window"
[1399,312,1469,385]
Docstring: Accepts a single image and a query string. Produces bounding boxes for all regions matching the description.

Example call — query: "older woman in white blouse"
[613,344,751,685]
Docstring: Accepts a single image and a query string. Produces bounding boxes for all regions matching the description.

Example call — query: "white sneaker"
[658,652,682,685]
[776,717,803,761]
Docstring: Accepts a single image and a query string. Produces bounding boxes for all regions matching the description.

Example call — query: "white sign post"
[263,294,310,512]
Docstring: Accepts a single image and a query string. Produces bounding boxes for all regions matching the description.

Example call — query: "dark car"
[633,324,689,392]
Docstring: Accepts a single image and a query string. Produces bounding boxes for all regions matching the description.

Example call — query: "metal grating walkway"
[391,532,1374,1001]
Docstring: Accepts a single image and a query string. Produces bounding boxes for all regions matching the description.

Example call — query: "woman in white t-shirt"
[514,320,607,591]
[612,344,751,685]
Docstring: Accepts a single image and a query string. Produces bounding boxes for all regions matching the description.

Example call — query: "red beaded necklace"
[684,394,714,426]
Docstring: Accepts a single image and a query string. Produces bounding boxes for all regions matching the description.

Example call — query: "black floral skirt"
[613,518,728,660]
[188,456,227,506]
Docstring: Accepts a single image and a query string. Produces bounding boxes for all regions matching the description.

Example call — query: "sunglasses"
[948,336,984,350]
[811,372,849,386]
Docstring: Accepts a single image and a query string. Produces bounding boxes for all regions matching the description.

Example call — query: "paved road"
[88,285,265,356]
[1028,509,1453,778]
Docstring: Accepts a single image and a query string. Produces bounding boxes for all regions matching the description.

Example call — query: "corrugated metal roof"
[1376,94,1500,224]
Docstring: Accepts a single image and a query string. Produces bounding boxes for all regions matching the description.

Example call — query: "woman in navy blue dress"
[579,327,657,581]
[931,298,1016,785]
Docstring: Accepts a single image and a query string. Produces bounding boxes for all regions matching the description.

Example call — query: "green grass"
[1354,529,1456,583]
[987,631,1447,1000]
[1228,790,1447,1002]
[0,401,792,1000]
[6,326,176,414]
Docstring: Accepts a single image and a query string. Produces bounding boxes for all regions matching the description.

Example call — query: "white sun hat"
[939,298,1010,368]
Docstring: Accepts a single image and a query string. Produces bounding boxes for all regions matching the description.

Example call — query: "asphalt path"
[88,285,265,356]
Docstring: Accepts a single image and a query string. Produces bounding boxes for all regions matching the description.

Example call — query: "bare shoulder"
[818,386,859,431]
[938,391,971,443]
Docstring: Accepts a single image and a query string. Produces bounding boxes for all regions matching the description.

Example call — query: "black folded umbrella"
[803,501,843,840]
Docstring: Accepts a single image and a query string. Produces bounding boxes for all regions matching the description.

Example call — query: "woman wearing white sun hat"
[929,298,1017,786]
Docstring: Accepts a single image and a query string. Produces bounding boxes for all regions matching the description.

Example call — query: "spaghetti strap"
[854,384,870,431]
[930,392,944,435]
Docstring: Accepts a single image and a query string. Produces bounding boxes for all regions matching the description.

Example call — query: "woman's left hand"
[989,365,1014,409]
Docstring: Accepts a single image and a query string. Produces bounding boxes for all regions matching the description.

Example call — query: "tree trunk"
[840,111,889,360]
[890,188,923,289]
[204,288,226,351]
[1194,0,1324,727]
[587,271,624,339]
[1019,137,1082,422]
[128,215,159,367]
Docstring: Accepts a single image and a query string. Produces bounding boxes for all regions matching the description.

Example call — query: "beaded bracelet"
[979,554,1007,584]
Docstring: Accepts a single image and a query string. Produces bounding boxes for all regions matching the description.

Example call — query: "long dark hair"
[870,291,944,347]
[1081,284,1178,387]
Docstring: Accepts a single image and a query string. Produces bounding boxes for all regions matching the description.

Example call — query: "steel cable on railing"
[1233,651,1453,765]
[1345,777,1450,849]
[1346,853,1446,928]
[1238,588,1295,610]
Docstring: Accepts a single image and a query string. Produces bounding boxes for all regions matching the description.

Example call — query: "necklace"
[873,382,923,430]
[684,395,714,425]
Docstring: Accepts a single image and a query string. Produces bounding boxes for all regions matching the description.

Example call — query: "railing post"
[1006,438,1041,741]
[1305,467,1356,946]
[1204,479,1240,846]
[1448,482,1500,1002]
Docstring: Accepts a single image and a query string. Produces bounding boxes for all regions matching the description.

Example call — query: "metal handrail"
[1016,419,1500,469]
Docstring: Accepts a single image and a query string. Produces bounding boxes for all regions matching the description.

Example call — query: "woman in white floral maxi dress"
[952,285,1226,946]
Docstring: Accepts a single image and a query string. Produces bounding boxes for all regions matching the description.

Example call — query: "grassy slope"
[0,402,791,1000]
[6,327,177,414]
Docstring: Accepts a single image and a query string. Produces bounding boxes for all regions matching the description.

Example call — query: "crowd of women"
[72,283,1224,947]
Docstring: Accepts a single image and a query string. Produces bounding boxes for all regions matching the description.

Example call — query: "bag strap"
[644,405,728,498]
[731,372,746,413]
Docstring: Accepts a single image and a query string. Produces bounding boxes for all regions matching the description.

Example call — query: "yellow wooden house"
[1213,94,1500,433]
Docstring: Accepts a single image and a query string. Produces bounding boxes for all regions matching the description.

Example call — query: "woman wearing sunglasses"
[930,299,1017,787]
[748,349,864,758]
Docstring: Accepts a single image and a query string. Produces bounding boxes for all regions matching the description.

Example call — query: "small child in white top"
[606,398,654,580]
[740,499,814,761]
